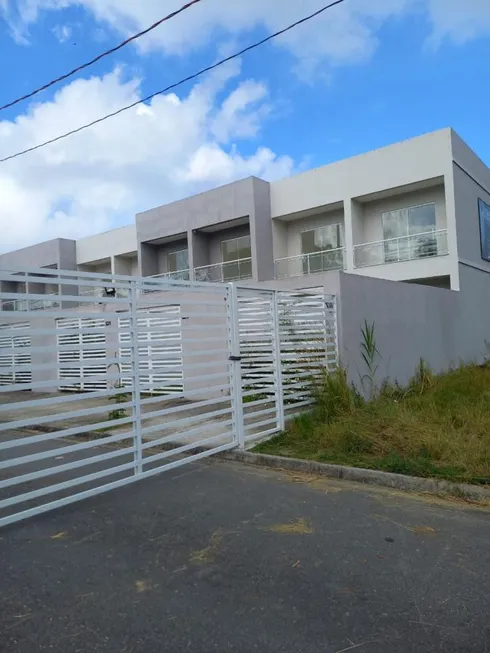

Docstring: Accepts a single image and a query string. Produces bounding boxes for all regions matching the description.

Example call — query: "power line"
[0,0,203,112]
[0,0,346,164]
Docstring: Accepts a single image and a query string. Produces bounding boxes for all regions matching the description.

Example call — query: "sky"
[1,0,490,252]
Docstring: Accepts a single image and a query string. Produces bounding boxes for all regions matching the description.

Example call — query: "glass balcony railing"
[354,229,449,268]
[194,258,253,283]
[275,247,345,279]
[1,296,61,312]
[141,270,191,294]
[152,270,190,282]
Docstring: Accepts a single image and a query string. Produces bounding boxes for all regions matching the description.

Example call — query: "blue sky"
[1,0,490,250]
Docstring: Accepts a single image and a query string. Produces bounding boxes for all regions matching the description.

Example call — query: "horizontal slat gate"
[0,267,338,527]
[0,322,31,386]
[236,287,337,445]
[237,289,280,445]
[119,306,183,395]
[278,291,337,418]
[57,317,107,391]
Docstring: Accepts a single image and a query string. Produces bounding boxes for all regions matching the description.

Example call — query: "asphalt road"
[1,458,490,653]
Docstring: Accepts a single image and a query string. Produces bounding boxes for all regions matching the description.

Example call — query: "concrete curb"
[222,451,490,503]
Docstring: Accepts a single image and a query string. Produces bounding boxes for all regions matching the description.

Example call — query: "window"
[479,199,490,262]
[382,203,436,262]
[220,235,252,281]
[221,235,251,262]
[167,249,188,273]
[300,225,344,274]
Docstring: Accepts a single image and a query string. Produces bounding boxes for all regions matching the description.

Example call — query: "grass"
[254,364,490,485]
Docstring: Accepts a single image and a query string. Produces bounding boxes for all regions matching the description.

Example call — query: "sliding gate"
[0,267,337,527]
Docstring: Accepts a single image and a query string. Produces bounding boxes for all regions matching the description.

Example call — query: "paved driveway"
[1,459,489,652]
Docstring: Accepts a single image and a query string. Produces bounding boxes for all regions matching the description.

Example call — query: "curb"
[222,451,490,503]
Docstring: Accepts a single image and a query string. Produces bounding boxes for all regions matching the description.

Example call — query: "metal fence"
[0,267,337,527]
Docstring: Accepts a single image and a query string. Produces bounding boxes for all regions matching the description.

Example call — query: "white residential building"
[2,127,490,391]
[2,128,489,297]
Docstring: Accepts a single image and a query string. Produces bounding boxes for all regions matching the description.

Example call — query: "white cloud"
[0,65,293,252]
[52,23,72,43]
[427,0,490,45]
[0,0,412,71]
[4,0,490,69]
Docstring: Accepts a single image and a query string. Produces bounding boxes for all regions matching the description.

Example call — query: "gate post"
[272,291,285,432]
[228,284,245,450]
[129,281,143,474]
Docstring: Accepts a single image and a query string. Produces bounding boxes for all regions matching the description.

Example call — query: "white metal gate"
[236,287,337,446]
[57,317,107,391]
[0,322,31,386]
[118,306,183,394]
[0,267,337,527]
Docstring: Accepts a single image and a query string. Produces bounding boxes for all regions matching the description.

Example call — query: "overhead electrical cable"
[0,0,203,112]
[0,0,346,164]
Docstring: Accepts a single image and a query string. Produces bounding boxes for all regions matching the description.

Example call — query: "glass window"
[167,249,188,272]
[301,225,343,255]
[220,235,252,281]
[300,225,343,274]
[408,204,436,235]
[221,235,251,263]
[382,204,436,262]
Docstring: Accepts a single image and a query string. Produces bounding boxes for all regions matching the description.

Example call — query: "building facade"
[2,128,490,301]
[2,128,490,393]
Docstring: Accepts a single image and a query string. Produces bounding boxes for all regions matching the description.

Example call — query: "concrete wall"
[0,238,77,271]
[451,131,490,273]
[352,256,453,284]
[241,271,342,296]
[451,263,490,362]
[338,264,490,391]
[140,244,159,278]
[190,231,210,271]
[270,129,453,218]
[79,261,111,275]
[338,273,455,389]
[113,255,138,276]
[76,226,137,265]
[137,177,272,283]
[250,177,274,282]
[137,177,258,240]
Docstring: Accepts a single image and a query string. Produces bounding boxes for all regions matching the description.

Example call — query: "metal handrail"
[150,270,190,281]
[353,228,447,249]
[194,258,253,282]
[275,247,345,279]
[353,229,449,268]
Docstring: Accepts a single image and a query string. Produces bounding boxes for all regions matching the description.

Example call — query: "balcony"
[194,258,253,283]
[152,270,190,282]
[142,270,191,294]
[354,229,449,268]
[275,247,345,279]
[1,296,60,312]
